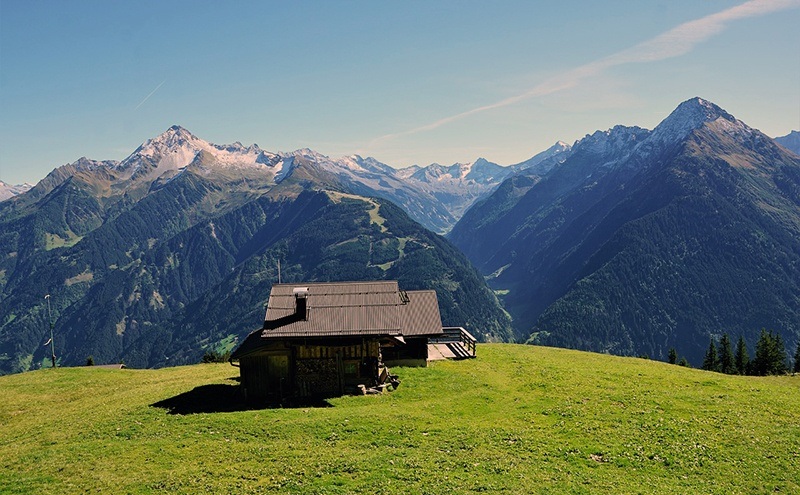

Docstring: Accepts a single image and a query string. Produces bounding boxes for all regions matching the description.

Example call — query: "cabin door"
[267,354,289,396]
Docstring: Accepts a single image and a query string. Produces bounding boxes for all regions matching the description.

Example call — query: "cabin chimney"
[293,287,309,320]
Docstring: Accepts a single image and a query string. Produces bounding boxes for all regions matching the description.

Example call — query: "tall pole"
[45,294,56,368]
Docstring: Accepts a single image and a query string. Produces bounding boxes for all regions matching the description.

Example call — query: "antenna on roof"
[277,259,281,284]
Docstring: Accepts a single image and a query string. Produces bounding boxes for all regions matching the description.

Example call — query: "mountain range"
[449,98,800,364]
[1,133,570,234]
[0,128,513,374]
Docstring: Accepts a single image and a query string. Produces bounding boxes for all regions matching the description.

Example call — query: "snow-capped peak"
[121,126,279,178]
[0,181,33,201]
[130,125,208,162]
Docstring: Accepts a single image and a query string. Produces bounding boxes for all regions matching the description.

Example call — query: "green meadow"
[1,344,798,494]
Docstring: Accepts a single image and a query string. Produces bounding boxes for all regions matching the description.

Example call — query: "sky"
[1,0,799,185]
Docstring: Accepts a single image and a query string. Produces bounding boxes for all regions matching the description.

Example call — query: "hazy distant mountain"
[394,142,572,226]
[0,181,32,201]
[450,98,800,363]
[775,130,800,155]
[509,141,572,175]
[0,128,512,374]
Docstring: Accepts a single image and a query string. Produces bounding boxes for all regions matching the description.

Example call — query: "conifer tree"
[668,348,677,365]
[752,329,788,376]
[702,338,719,372]
[734,336,749,375]
[718,333,734,374]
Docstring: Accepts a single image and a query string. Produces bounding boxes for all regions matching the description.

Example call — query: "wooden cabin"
[230,281,444,402]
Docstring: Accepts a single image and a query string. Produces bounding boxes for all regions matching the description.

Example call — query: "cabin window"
[268,355,289,380]
[343,361,358,377]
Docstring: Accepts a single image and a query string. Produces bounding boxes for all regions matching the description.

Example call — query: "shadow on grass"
[151,383,332,414]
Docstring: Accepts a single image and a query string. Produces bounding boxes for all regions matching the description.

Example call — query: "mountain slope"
[449,126,646,269]
[450,98,800,363]
[120,192,512,368]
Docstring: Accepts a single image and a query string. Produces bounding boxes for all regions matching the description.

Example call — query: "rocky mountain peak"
[573,125,650,157]
[650,97,741,143]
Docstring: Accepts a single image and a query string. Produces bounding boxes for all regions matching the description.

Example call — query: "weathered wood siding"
[294,340,381,396]
[240,339,382,400]
[240,354,290,400]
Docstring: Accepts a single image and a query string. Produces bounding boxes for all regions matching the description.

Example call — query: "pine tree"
[718,333,734,374]
[734,336,749,375]
[702,338,719,372]
[794,341,800,374]
[668,348,677,365]
[752,329,788,376]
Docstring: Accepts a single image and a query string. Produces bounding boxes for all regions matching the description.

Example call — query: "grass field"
[1,344,798,494]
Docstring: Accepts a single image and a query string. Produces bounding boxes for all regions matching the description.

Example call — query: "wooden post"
[336,351,344,395]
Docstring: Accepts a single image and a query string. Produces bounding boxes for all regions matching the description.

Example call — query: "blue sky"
[1,0,799,185]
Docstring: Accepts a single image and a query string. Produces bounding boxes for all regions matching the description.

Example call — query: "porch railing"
[430,326,477,358]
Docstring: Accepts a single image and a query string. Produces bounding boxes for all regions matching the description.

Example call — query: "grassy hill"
[1,344,798,494]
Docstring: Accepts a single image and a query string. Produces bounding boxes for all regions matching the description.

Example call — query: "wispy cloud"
[134,80,166,111]
[372,0,800,145]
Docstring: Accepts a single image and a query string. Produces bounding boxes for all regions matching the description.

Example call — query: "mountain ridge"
[4,126,574,232]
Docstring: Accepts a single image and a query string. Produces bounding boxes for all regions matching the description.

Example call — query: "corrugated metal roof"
[255,281,443,340]
[400,290,443,336]
[265,281,400,318]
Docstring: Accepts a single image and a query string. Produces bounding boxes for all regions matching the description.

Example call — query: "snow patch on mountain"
[273,157,294,182]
